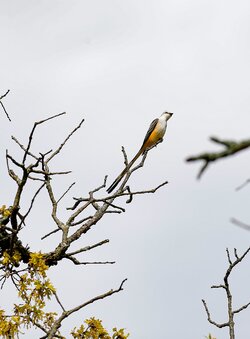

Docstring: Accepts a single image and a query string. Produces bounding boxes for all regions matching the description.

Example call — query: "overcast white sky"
[1,1,250,338]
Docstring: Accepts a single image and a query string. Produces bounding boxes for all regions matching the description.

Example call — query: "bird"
[107,111,173,193]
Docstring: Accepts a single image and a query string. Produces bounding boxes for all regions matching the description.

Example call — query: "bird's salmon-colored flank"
[107,112,173,194]
[144,125,164,149]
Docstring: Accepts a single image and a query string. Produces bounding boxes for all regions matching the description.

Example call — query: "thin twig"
[71,181,168,205]
[47,118,84,163]
[57,182,75,204]
[32,169,72,176]
[202,299,229,328]
[66,239,110,256]
[121,146,129,166]
[41,228,59,240]
[18,183,46,228]
[233,302,250,315]
[0,89,10,101]
[23,112,66,165]
[69,216,92,227]
[231,218,250,231]
[53,291,66,312]
[0,89,11,121]
[65,256,115,265]
[11,136,38,160]
[235,178,250,191]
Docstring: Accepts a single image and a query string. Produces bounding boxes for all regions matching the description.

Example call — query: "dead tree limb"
[0,89,11,121]
[186,136,250,179]
[202,247,250,339]
[46,279,127,339]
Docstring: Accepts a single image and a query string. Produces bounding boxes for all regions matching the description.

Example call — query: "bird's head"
[162,112,173,121]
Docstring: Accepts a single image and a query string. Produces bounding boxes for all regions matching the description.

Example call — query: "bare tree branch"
[231,217,250,231]
[235,178,250,191]
[70,216,93,227]
[18,182,46,228]
[46,118,84,163]
[64,256,115,265]
[202,299,229,328]
[186,136,250,179]
[66,239,110,256]
[23,112,66,165]
[211,284,226,290]
[202,247,250,339]
[46,279,127,339]
[43,160,66,232]
[233,302,250,315]
[56,182,75,204]
[53,291,66,312]
[70,181,168,208]
[0,89,11,121]
[31,169,72,176]
[11,136,38,160]
[0,89,10,101]
[41,228,59,240]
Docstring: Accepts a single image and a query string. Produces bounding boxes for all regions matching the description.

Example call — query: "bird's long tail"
[107,148,143,193]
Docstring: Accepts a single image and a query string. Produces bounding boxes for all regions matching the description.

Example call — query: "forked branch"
[186,136,250,179]
[0,89,11,121]
[46,279,127,339]
[202,247,250,339]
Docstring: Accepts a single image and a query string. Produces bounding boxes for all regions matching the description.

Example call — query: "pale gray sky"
[1,1,250,338]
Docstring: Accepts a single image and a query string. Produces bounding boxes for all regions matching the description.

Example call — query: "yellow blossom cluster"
[0,205,11,218]
[0,251,57,338]
[0,252,129,338]
[71,317,129,339]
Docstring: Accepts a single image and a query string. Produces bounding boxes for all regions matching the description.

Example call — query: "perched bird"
[107,112,173,193]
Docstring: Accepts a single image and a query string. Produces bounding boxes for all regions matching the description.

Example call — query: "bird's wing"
[141,118,159,147]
